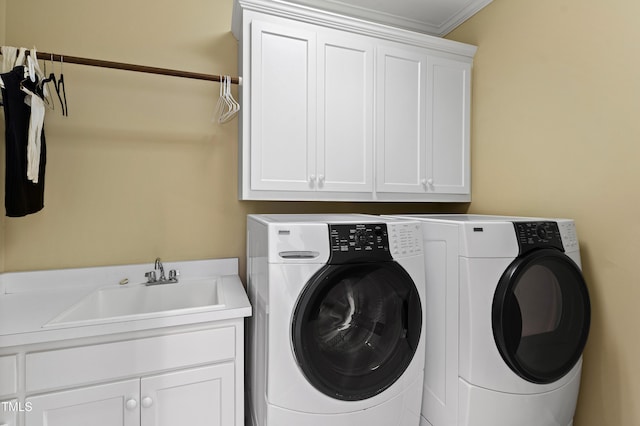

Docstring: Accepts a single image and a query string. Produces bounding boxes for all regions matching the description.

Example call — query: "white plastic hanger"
[215,75,240,124]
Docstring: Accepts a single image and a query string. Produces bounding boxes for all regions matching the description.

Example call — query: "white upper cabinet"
[249,19,317,192]
[376,44,428,194]
[233,0,476,202]
[427,55,471,195]
[246,14,374,198]
[317,33,374,193]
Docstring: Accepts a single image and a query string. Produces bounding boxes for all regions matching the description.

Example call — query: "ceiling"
[281,0,493,36]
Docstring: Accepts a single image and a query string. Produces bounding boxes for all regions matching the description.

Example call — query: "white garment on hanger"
[21,84,45,184]
[1,46,18,72]
[15,47,27,67]
[0,46,19,88]
[27,94,45,183]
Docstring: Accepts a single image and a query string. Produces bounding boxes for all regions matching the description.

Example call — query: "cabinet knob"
[318,174,325,187]
[422,178,434,189]
[141,396,153,408]
[126,399,138,410]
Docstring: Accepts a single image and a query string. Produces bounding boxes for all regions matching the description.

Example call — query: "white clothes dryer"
[387,215,591,426]
[246,214,426,426]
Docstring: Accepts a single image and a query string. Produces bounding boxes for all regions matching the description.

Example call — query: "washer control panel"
[328,223,391,263]
[328,222,423,264]
[513,221,564,255]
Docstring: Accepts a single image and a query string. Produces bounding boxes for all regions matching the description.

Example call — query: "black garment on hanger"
[0,66,46,217]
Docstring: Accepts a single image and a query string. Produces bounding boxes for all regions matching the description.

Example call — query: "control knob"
[536,224,548,240]
[355,230,368,246]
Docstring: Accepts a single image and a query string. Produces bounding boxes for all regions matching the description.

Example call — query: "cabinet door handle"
[141,396,153,408]
[309,175,316,187]
[125,399,138,410]
[318,174,325,187]
[427,178,434,186]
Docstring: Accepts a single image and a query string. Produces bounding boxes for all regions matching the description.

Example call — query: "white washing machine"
[246,214,426,426]
[387,214,591,426]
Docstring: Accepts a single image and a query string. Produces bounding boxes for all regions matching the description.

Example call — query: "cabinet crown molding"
[232,0,477,58]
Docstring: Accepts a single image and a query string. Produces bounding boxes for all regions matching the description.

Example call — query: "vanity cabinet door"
[25,379,139,426]
[140,363,235,426]
[0,399,17,426]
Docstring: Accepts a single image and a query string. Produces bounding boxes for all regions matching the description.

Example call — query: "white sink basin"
[46,279,225,327]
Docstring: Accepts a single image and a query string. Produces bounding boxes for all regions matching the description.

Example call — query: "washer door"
[291,261,422,401]
[492,249,591,384]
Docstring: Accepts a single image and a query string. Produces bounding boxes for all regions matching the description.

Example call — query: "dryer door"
[492,248,591,384]
[291,261,422,401]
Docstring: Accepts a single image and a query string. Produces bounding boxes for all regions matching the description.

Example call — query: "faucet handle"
[145,271,157,283]
[169,269,180,282]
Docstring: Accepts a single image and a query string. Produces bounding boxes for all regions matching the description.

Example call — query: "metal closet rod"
[1,49,241,85]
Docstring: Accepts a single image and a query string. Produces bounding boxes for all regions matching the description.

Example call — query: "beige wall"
[1,0,461,277]
[0,0,5,44]
[448,0,640,424]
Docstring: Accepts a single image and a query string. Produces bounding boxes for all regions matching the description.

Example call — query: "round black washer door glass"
[292,262,422,401]
[493,249,591,384]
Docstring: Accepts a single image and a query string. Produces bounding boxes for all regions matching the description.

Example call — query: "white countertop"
[0,258,252,348]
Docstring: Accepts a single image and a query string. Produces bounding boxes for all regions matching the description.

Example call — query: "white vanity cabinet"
[18,323,243,426]
[233,0,476,202]
[0,259,250,426]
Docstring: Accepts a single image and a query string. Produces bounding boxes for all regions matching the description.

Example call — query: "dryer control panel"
[513,221,565,255]
[328,223,392,264]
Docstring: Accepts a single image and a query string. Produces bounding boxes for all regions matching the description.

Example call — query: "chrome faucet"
[155,258,166,281]
[145,258,180,285]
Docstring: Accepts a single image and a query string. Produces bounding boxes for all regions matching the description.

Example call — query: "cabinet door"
[316,32,374,192]
[250,19,317,192]
[0,399,17,426]
[25,380,139,426]
[140,363,235,426]
[376,45,428,193]
[426,55,471,194]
